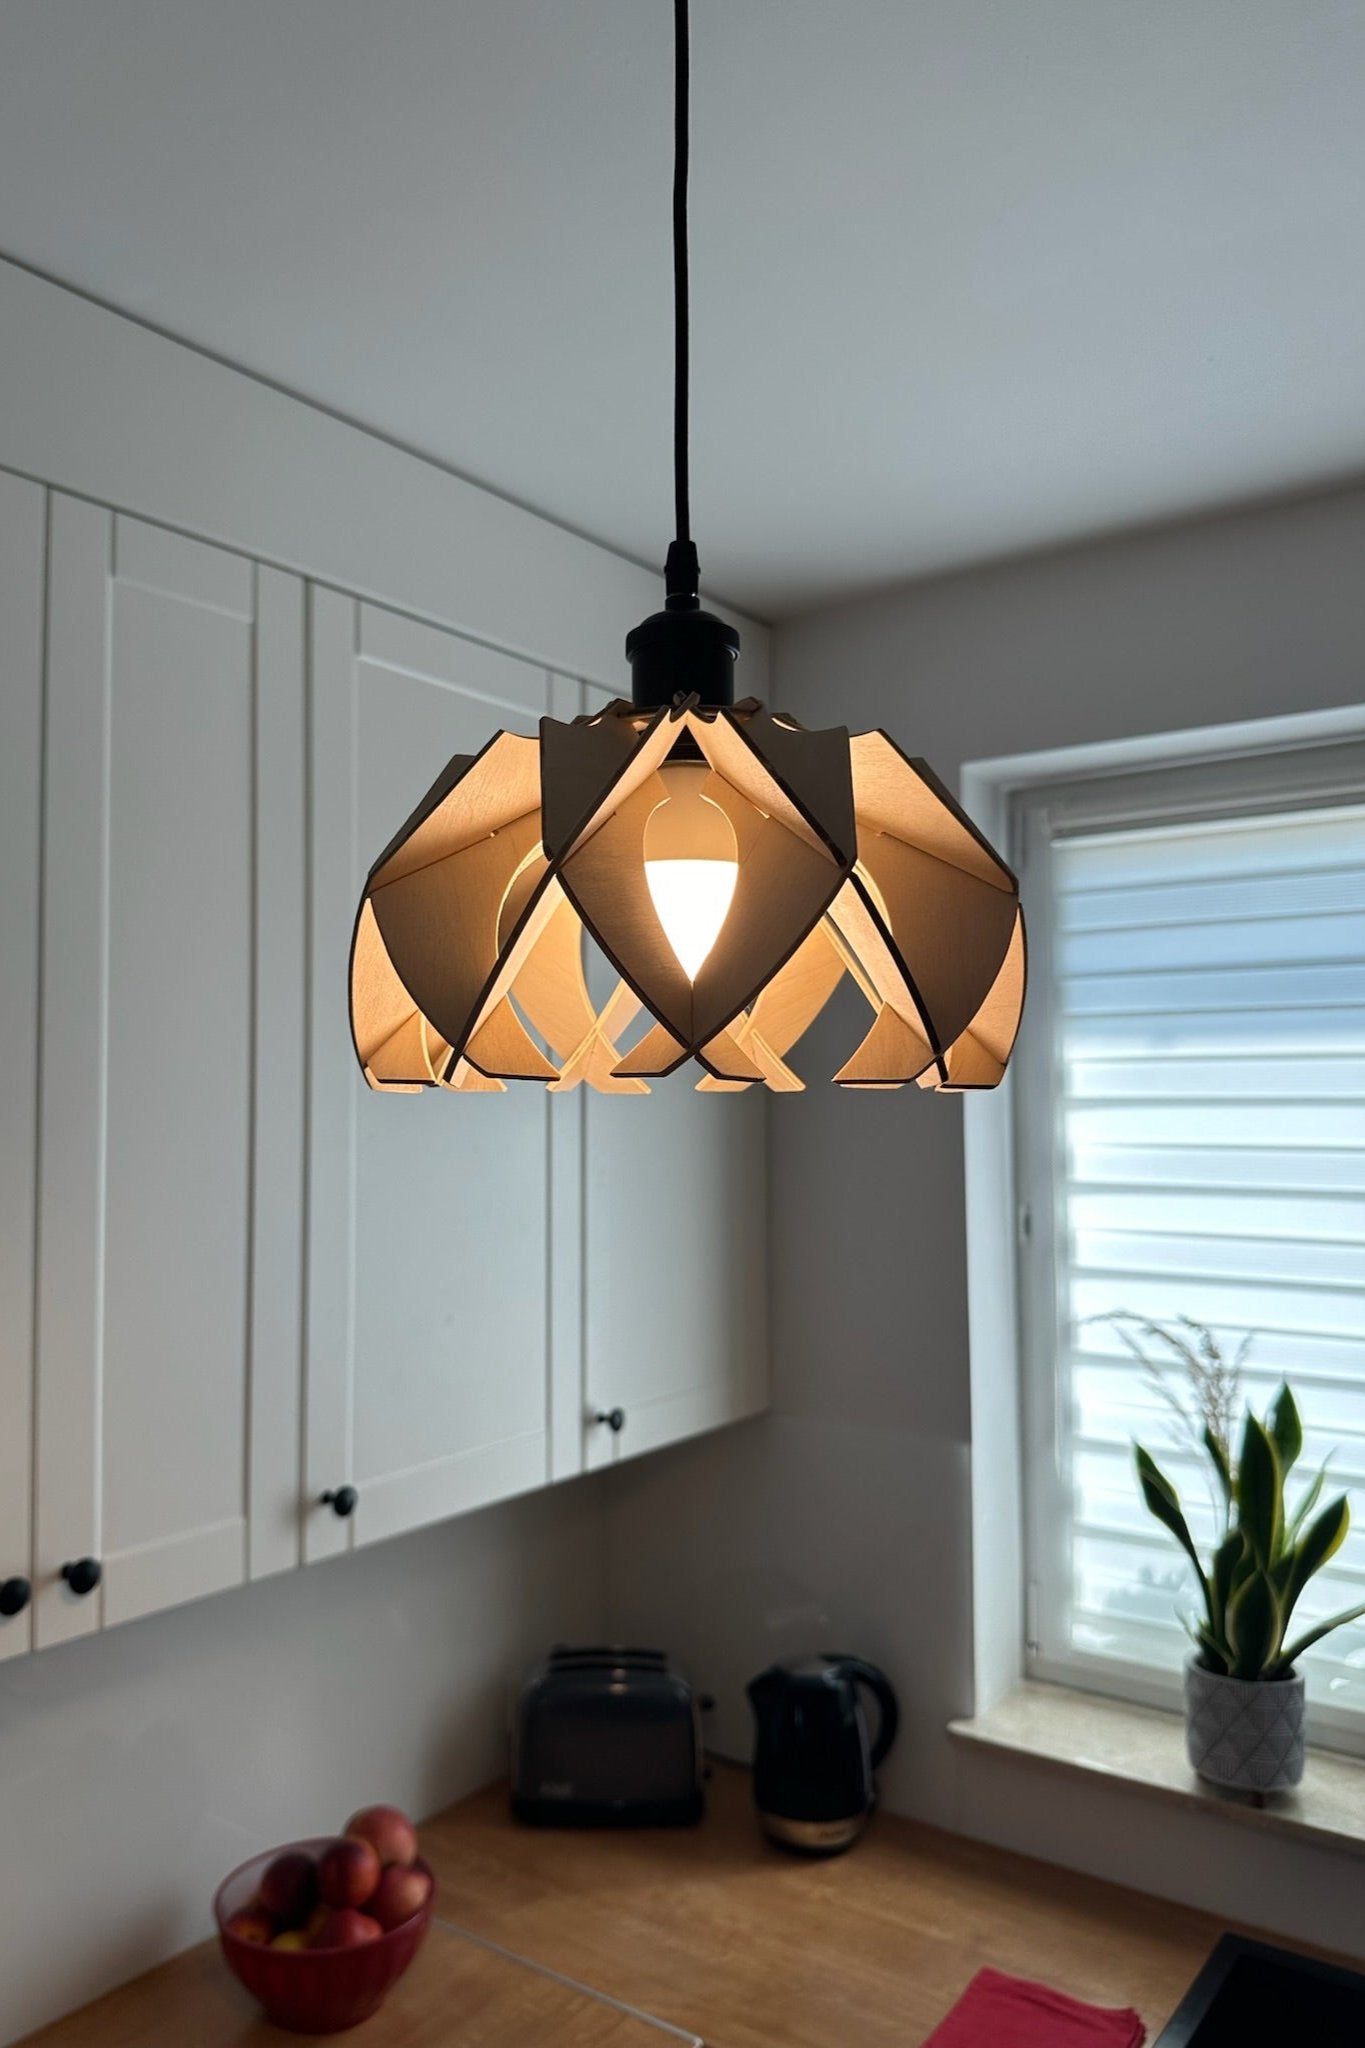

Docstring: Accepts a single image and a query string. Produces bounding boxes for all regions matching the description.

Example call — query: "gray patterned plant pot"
[1184,1656,1305,1793]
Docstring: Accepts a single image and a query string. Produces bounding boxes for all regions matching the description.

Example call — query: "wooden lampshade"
[349,694,1025,1096]
[349,5,1025,1101]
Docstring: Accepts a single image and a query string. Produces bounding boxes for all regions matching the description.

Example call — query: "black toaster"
[511,1646,705,1826]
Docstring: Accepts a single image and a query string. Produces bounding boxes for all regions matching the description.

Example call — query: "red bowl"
[214,1837,434,2033]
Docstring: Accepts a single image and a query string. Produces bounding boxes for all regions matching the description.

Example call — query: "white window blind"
[1017,743,1365,1746]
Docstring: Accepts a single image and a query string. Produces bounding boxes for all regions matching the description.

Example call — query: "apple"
[312,1908,382,1950]
[344,1804,418,1869]
[258,1850,318,1927]
[270,1929,308,1952]
[318,1835,380,1910]
[225,1908,275,1947]
[368,1863,431,1931]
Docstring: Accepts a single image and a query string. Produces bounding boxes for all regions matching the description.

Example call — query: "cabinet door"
[306,596,555,1559]
[577,683,770,1471]
[35,501,305,1648]
[0,472,45,1661]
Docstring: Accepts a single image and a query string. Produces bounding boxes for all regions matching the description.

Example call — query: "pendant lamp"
[349,1,1025,1098]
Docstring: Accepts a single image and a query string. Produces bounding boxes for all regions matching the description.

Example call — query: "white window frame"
[962,703,1365,1756]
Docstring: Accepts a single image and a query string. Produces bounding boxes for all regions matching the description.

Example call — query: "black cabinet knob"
[0,1577,31,1619]
[61,1558,102,1597]
[594,1408,626,1434]
[321,1486,358,1518]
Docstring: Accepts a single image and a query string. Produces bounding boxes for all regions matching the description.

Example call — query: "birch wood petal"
[611,1020,691,1079]
[826,876,938,1055]
[465,997,561,1082]
[369,814,543,1060]
[352,899,430,1082]
[744,922,848,1059]
[834,1002,941,1087]
[848,730,1016,890]
[925,905,1028,1091]
[696,706,856,864]
[697,1029,769,1084]
[539,702,675,863]
[369,731,540,889]
[853,827,1020,1054]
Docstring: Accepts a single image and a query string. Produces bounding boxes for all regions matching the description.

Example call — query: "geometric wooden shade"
[350,693,1025,1095]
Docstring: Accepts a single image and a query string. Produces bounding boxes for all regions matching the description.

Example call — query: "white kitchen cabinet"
[305,596,572,1558]
[581,1074,769,1468]
[306,637,767,1526]
[33,498,306,1648]
[574,683,770,1473]
[0,472,45,1661]
[11,482,767,1655]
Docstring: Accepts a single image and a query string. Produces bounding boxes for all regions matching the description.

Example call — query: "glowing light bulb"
[646,857,739,980]
[643,762,740,982]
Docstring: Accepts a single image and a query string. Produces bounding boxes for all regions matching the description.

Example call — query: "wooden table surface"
[22,1763,1321,2046]
[19,1921,698,2047]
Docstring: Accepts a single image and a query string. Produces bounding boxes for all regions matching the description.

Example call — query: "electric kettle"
[747,1653,899,1854]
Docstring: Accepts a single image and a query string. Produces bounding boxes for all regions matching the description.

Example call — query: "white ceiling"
[2,2,1364,618]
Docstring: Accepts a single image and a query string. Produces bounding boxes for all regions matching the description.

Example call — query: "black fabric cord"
[665,0,700,602]
[674,0,690,546]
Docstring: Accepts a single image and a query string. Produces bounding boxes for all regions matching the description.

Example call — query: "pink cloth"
[925,1968,1146,2047]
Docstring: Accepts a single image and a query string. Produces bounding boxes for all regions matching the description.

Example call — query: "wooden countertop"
[21,1764,1318,2046]
[18,1922,697,2048]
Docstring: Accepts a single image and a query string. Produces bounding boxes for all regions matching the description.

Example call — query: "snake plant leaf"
[1208,1528,1245,1643]
[1237,1412,1283,1566]
[1274,1601,1365,1676]
[1184,1614,1231,1675]
[1280,1495,1351,1630]
[1135,1445,1210,1606]
[1225,1567,1283,1680]
[1203,1424,1233,1513]
[1286,1461,1330,1548]
[1267,1383,1303,1476]
[1229,1534,1258,1594]
[1271,1548,1296,1600]
[1179,1611,1209,1660]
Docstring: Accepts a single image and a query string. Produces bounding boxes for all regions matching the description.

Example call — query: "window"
[1013,738,1365,1749]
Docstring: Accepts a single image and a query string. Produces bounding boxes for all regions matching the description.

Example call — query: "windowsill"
[948,1682,1365,1861]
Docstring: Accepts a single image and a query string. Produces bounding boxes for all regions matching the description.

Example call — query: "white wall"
[605,481,1365,1959]
[0,1481,605,2045]
[0,259,768,696]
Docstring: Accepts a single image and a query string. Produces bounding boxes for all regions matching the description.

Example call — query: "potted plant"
[1115,1315,1365,1793]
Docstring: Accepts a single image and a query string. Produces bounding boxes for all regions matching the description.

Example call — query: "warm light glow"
[351,704,1025,1095]
[645,857,739,980]
[642,760,741,982]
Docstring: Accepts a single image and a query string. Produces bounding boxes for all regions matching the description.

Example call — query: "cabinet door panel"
[36,504,304,1645]
[306,594,552,1561]
[100,573,253,1567]
[248,568,308,1581]
[584,1079,768,1466]
[36,495,114,1648]
[0,471,45,1661]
